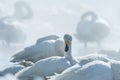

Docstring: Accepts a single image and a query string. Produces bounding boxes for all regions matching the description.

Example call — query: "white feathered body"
[0,19,26,44]
[77,54,109,65]
[0,66,24,76]
[16,56,71,80]
[11,39,65,63]
[76,21,110,42]
[49,61,114,80]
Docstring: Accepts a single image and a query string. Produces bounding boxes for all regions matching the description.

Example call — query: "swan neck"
[65,45,77,65]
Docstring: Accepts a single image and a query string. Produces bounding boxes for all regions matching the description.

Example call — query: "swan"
[15,34,78,80]
[77,54,110,65]
[0,17,26,45]
[10,35,65,63]
[36,35,59,44]
[49,61,114,80]
[13,0,33,21]
[0,1,33,45]
[0,60,34,77]
[75,11,110,48]
[0,65,24,76]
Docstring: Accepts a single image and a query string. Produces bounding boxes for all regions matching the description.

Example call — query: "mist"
[0,0,120,79]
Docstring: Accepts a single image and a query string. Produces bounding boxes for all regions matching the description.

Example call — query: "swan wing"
[36,35,59,44]
[16,57,71,79]
[11,41,54,63]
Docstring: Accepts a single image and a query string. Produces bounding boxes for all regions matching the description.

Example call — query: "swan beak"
[65,40,70,46]
[65,40,70,52]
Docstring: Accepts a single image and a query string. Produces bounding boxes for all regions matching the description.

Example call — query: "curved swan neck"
[65,44,77,65]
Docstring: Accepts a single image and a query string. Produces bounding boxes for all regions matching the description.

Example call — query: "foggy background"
[0,0,120,71]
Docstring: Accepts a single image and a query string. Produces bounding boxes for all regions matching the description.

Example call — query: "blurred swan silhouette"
[13,0,33,21]
[0,1,33,45]
[75,11,110,48]
[0,17,26,45]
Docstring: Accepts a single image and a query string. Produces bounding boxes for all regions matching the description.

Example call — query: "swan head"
[81,11,98,22]
[64,34,72,52]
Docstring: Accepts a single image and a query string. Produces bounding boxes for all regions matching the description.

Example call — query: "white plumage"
[15,34,78,80]
[11,35,65,63]
[36,35,59,44]
[0,17,26,45]
[49,61,114,80]
[0,65,24,76]
[0,0,33,45]
[77,54,110,65]
[75,11,110,48]
[16,57,71,80]
[13,0,33,21]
